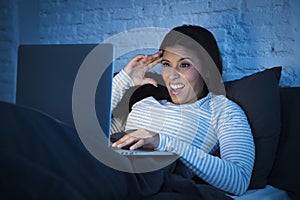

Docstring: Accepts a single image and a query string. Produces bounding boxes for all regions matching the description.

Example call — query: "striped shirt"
[111,70,255,195]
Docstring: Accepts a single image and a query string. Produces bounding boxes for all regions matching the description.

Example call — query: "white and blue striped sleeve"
[110,70,134,133]
[111,69,135,110]
[156,100,255,195]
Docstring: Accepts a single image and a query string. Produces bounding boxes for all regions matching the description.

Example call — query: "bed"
[1,43,295,199]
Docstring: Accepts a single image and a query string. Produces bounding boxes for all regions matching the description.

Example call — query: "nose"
[169,67,180,80]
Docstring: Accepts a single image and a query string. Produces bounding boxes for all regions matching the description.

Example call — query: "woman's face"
[161,45,206,104]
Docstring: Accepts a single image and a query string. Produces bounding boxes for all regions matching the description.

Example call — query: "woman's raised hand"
[123,51,162,87]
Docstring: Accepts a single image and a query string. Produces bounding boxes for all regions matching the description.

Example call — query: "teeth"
[170,83,184,90]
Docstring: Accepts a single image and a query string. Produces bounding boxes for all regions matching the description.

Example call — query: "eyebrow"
[179,57,192,62]
[161,57,192,63]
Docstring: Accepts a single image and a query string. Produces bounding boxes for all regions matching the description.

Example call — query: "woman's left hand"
[112,129,159,150]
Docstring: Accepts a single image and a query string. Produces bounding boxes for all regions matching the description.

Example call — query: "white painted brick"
[169,1,209,14]
[1,0,300,103]
[208,0,242,12]
[246,0,289,9]
[134,0,162,6]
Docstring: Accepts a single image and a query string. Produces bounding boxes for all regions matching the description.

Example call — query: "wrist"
[118,69,135,87]
[155,133,166,151]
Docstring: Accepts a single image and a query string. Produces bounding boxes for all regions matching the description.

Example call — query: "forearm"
[110,70,135,134]
[157,133,254,195]
[111,70,134,110]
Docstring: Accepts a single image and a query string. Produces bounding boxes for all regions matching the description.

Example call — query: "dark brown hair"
[160,25,223,74]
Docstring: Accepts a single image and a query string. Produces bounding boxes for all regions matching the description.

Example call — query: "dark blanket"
[0,101,232,200]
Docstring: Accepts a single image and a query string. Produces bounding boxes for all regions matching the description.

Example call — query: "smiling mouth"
[170,83,185,90]
[169,83,185,95]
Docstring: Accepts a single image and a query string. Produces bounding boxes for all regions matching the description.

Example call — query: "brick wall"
[0,0,18,102]
[1,0,299,103]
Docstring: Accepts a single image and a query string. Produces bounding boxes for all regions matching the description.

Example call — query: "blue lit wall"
[1,0,300,103]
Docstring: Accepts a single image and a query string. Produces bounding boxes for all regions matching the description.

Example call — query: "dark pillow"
[128,67,282,189]
[224,66,282,189]
[129,84,170,111]
[268,87,300,199]
[112,72,170,121]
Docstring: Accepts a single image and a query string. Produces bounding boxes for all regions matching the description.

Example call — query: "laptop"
[17,43,174,156]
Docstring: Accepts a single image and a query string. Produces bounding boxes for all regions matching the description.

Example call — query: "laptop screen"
[17,43,114,134]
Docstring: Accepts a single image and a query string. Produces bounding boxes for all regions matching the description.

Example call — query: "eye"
[162,62,171,67]
[180,63,190,68]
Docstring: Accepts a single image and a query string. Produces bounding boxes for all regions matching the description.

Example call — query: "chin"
[171,95,197,105]
[170,96,184,104]
[169,96,179,104]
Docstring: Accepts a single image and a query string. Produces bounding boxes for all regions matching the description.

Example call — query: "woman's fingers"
[144,51,163,68]
[132,51,162,70]
[112,134,138,149]
[111,129,159,150]
[146,56,162,69]
[133,54,147,62]
[129,139,146,150]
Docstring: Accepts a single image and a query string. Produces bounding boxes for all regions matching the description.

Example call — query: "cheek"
[161,69,169,83]
[186,71,204,90]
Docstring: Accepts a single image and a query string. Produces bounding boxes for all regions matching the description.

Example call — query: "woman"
[111,25,255,196]
[0,25,254,200]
